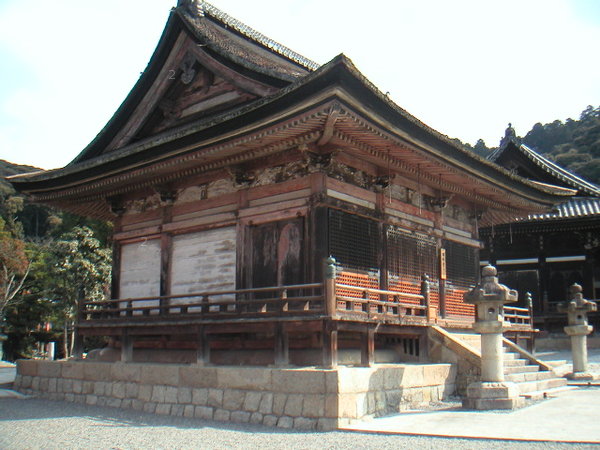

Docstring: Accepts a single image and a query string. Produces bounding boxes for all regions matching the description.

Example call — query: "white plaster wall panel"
[170,227,236,309]
[119,239,161,314]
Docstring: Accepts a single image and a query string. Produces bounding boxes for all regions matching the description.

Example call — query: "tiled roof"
[490,141,600,197]
[191,1,320,71]
[517,197,600,222]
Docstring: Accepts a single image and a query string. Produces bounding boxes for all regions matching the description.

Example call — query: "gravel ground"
[0,398,596,450]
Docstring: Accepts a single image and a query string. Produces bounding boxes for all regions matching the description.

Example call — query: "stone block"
[132,399,144,411]
[222,389,245,410]
[325,371,339,394]
[272,393,287,416]
[177,387,192,404]
[336,367,374,393]
[242,392,262,412]
[262,415,278,427]
[110,363,142,382]
[192,388,208,406]
[61,362,84,379]
[230,411,251,423]
[294,417,317,430]
[96,396,107,407]
[74,394,86,403]
[112,382,126,399]
[125,382,138,399]
[39,378,49,392]
[83,363,112,382]
[36,361,61,378]
[317,418,339,431]
[155,404,172,415]
[249,412,263,424]
[283,394,303,417]
[398,365,424,388]
[171,405,184,417]
[324,394,338,418]
[138,385,152,402]
[195,406,214,420]
[213,409,230,422]
[17,360,38,377]
[106,398,122,408]
[48,378,57,393]
[121,399,133,409]
[207,389,223,408]
[85,394,98,405]
[216,367,272,391]
[272,369,326,394]
[179,366,217,388]
[466,382,519,399]
[463,397,524,410]
[302,394,325,418]
[93,382,105,396]
[31,377,40,391]
[423,364,453,387]
[72,379,83,394]
[276,416,294,429]
[63,379,73,393]
[143,402,157,413]
[259,393,273,414]
[21,375,32,389]
[82,381,95,395]
[164,386,178,404]
[383,367,404,390]
[151,385,166,403]
[385,389,402,411]
[65,393,75,402]
[183,405,195,418]
[141,364,180,386]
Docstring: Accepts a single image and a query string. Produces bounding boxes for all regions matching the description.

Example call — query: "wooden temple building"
[9,1,572,367]
[481,128,600,331]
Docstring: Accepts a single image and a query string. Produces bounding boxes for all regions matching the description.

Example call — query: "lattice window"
[443,239,479,288]
[328,209,379,273]
[387,226,438,279]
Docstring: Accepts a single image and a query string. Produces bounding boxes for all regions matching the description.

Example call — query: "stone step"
[506,370,554,383]
[503,358,528,367]
[504,365,540,374]
[515,376,568,394]
[503,352,519,361]
[520,385,576,400]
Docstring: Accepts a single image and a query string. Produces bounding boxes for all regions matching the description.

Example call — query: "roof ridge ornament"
[177,0,205,17]
[499,122,521,149]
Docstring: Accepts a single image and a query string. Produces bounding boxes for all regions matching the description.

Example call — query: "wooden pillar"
[121,330,133,362]
[196,326,210,366]
[360,327,375,367]
[324,257,337,318]
[274,323,289,366]
[322,321,338,368]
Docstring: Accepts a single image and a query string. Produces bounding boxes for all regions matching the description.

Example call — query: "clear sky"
[0,0,599,170]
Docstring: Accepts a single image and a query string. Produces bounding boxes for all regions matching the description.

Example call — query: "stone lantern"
[462,265,523,409]
[558,283,597,380]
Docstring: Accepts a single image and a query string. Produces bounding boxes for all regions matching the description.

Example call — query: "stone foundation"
[14,360,456,430]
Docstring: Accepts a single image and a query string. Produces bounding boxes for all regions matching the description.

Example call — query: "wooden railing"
[503,305,533,328]
[334,283,428,321]
[80,283,324,322]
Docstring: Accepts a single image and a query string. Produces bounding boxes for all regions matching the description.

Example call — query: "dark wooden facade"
[482,134,600,331]
[10,2,567,365]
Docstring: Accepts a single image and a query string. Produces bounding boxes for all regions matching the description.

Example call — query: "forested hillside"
[462,105,600,186]
[0,159,111,361]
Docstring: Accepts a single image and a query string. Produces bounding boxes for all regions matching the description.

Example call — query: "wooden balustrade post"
[526,292,535,352]
[360,326,375,367]
[201,295,209,314]
[421,274,434,322]
[281,288,288,313]
[274,323,289,366]
[324,256,337,318]
[322,321,338,368]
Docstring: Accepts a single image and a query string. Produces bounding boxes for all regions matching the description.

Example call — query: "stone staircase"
[502,347,570,400]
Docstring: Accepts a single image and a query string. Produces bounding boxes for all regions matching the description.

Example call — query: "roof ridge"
[519,143,600,196]
[179,1,320,71]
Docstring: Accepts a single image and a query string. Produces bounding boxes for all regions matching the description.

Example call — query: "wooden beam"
[121,330,133,362]
[274,323,289,366]
[322,321,338,368]
[360,327,375,367]
[196,326,210,366]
